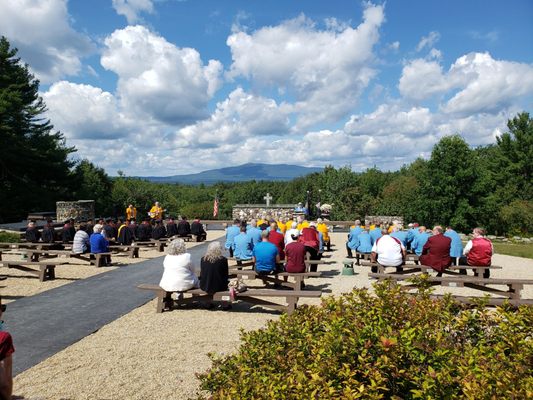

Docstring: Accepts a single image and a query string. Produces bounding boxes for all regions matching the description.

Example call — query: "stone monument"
[56,200,95,222]
[232,193,297,221]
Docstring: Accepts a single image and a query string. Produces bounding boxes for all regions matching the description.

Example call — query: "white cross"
[263,193,273,206]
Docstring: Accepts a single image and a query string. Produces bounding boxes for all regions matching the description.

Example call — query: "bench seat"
[0,260,67,281]
[230,270,322,290]
[137,284,321,314]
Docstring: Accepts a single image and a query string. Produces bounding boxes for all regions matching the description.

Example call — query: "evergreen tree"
[0,36,76,222]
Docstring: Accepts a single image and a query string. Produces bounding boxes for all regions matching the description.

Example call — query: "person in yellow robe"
[277,217,287,234]
[149,202,163,220]
[316,218,331,251]
[126,204,137,220]
[285,218,294,232]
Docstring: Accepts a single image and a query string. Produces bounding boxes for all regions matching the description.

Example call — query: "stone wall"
[232,204,297,221]
[56,200,95,223]
[364,215,404,226]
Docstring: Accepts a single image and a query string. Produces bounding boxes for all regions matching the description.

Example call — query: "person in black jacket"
[200,242,230,310]
[152,220,167,240]
[191,217,207,242]
[177,216,191,237]
[137,218,153,241]
[166,217,178,238]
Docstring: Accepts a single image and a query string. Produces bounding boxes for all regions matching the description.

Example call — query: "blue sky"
[1,0,532,176]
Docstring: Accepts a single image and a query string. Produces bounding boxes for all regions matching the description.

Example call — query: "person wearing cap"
[0,296,14,400]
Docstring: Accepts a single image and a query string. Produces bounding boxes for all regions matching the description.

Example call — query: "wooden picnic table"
[0,260,67,281]
[231,270,322,290]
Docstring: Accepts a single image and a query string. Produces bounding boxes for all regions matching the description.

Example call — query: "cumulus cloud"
[101,25,223,125]
[399,52,533,114]
[112,0,154,24]
[227,3,385,129]
[0,0,94,83]
[175,87,291,147]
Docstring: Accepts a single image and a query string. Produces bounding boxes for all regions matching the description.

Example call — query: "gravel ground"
[12,232,533,399]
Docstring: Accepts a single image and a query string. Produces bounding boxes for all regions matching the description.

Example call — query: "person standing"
[149,202,164,220]
[125,204,137,221]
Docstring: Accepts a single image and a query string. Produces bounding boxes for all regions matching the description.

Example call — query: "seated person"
[356,229,373,254]
[152,220,167,240]
[371,229,406,273]
[159,239,199,292]
[285,232,307,274]
[267,222,285,261]
[444,226,463,265]
[299,223,321,268]
[137,218,153,241]
[117,220,135,245]
[25,221,41,243]
[232,226,253,261]
[41,219,56,243]
[190,217,207,241]
[72,224,90,254]
[61,220,75,243]
[460,227,493,278]
[165,217,179,238]
[411,226,430,256]
[346,220,363,258]
[419,226,452,276]
[246,219,262,246]
[225,219,241,257]
[177,216,191,237]
[90,224,111,265]
[103,219,116,242]
[200,242,230,309]
[369,224,383,245]
[284,222,300,245]
[0,296,14,400]
[316,218,331,251]
[390,225,408,247]
[253,230,281,275]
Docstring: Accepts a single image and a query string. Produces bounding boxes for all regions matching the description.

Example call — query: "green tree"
[72,160,112,216]
[0,37,77,222]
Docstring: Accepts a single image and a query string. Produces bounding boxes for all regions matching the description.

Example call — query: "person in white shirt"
[284,222,300,245]
[371,229,406,273]
[159,238,199,292]
[72,224,90,254]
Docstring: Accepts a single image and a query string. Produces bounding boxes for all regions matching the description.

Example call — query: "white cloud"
[112,0,154,24]
[101,25,223,125]
[0,0,94,83]
[227,3,385,129]
[398,59,450,101]
[416,31,440,52]
[175,87,291,147]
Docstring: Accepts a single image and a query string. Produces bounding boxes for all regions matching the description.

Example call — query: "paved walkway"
[6,239,218,375]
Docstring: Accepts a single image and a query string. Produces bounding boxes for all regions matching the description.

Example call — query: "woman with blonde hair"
[159,239,199,292]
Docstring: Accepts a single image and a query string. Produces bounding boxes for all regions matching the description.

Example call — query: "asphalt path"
[5,239,218,376]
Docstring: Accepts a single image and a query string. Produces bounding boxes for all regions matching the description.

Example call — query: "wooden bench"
[368,273,533,301]
[18,249,112,267]
[0,260,66,281]
[137,284,322,314]
[231,270,322,290]
[108,245,140,258]
[363,262,502,277]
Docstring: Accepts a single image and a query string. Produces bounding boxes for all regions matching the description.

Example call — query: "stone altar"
[56,200,95,223]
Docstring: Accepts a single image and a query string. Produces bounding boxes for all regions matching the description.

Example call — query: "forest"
[1,36,531,235]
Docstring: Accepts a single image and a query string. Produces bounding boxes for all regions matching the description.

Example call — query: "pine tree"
[0,36,76,222]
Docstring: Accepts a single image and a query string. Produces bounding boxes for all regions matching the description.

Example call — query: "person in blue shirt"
[346,220,363,258]
[411,226,430,256]
[369,225,383,245]
[406,223,419,250]
[246,219,262,247]
[390,226,408,247]
[89,224,111,265]
[444,226,464,263]
[233,226,253,261]
[253,230,280,275]
[225,219,241,257]
[356,229,373,253]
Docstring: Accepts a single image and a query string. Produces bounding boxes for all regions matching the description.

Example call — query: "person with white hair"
[89,224,111,265]
[200,242,229,305]
[159,239,199,292]
[149,201,164,220]
[284,222,300,245]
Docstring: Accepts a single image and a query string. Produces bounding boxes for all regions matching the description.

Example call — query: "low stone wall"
[232,204,297,221]
[56,200,95,223]
[365,215,404,226]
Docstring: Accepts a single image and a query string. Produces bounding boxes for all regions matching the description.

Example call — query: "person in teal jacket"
[356,230,373,253]
[444,226,463,260]
[346,220,363,257]
[411,226,430,256]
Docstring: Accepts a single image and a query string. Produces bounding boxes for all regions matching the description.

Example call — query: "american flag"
[213,196,219,218]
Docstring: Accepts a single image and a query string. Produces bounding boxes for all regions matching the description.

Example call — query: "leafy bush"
[197,281,533,399]
[499,200,533,236]
[0,231,20,243]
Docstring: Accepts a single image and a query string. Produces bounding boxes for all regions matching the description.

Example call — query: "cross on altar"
[263,193,273,206]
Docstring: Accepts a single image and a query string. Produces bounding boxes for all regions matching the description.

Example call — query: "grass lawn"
[493,242,533,259]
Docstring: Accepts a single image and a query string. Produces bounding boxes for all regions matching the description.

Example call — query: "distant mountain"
[141,163,323,184]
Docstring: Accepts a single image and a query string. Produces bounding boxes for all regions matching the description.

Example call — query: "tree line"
[1,36,531,235]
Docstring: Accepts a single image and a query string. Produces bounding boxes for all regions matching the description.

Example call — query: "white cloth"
[284,228,300,244]
[72,230,89,254]
[371,235,405,267]
[159,253,199,292]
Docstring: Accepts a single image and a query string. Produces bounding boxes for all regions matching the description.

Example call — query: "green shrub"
[197,281,533,399]
[0,231,20,243]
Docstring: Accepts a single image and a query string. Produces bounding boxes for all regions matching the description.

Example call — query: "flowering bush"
[197,281,532,399]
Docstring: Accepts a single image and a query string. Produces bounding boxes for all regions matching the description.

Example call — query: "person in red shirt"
[267,222,285,261]
[0,296,14,400]
[419,226,452,276]
[461,227,493,278]
[285,232,307,274]
[299,222,321,271]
